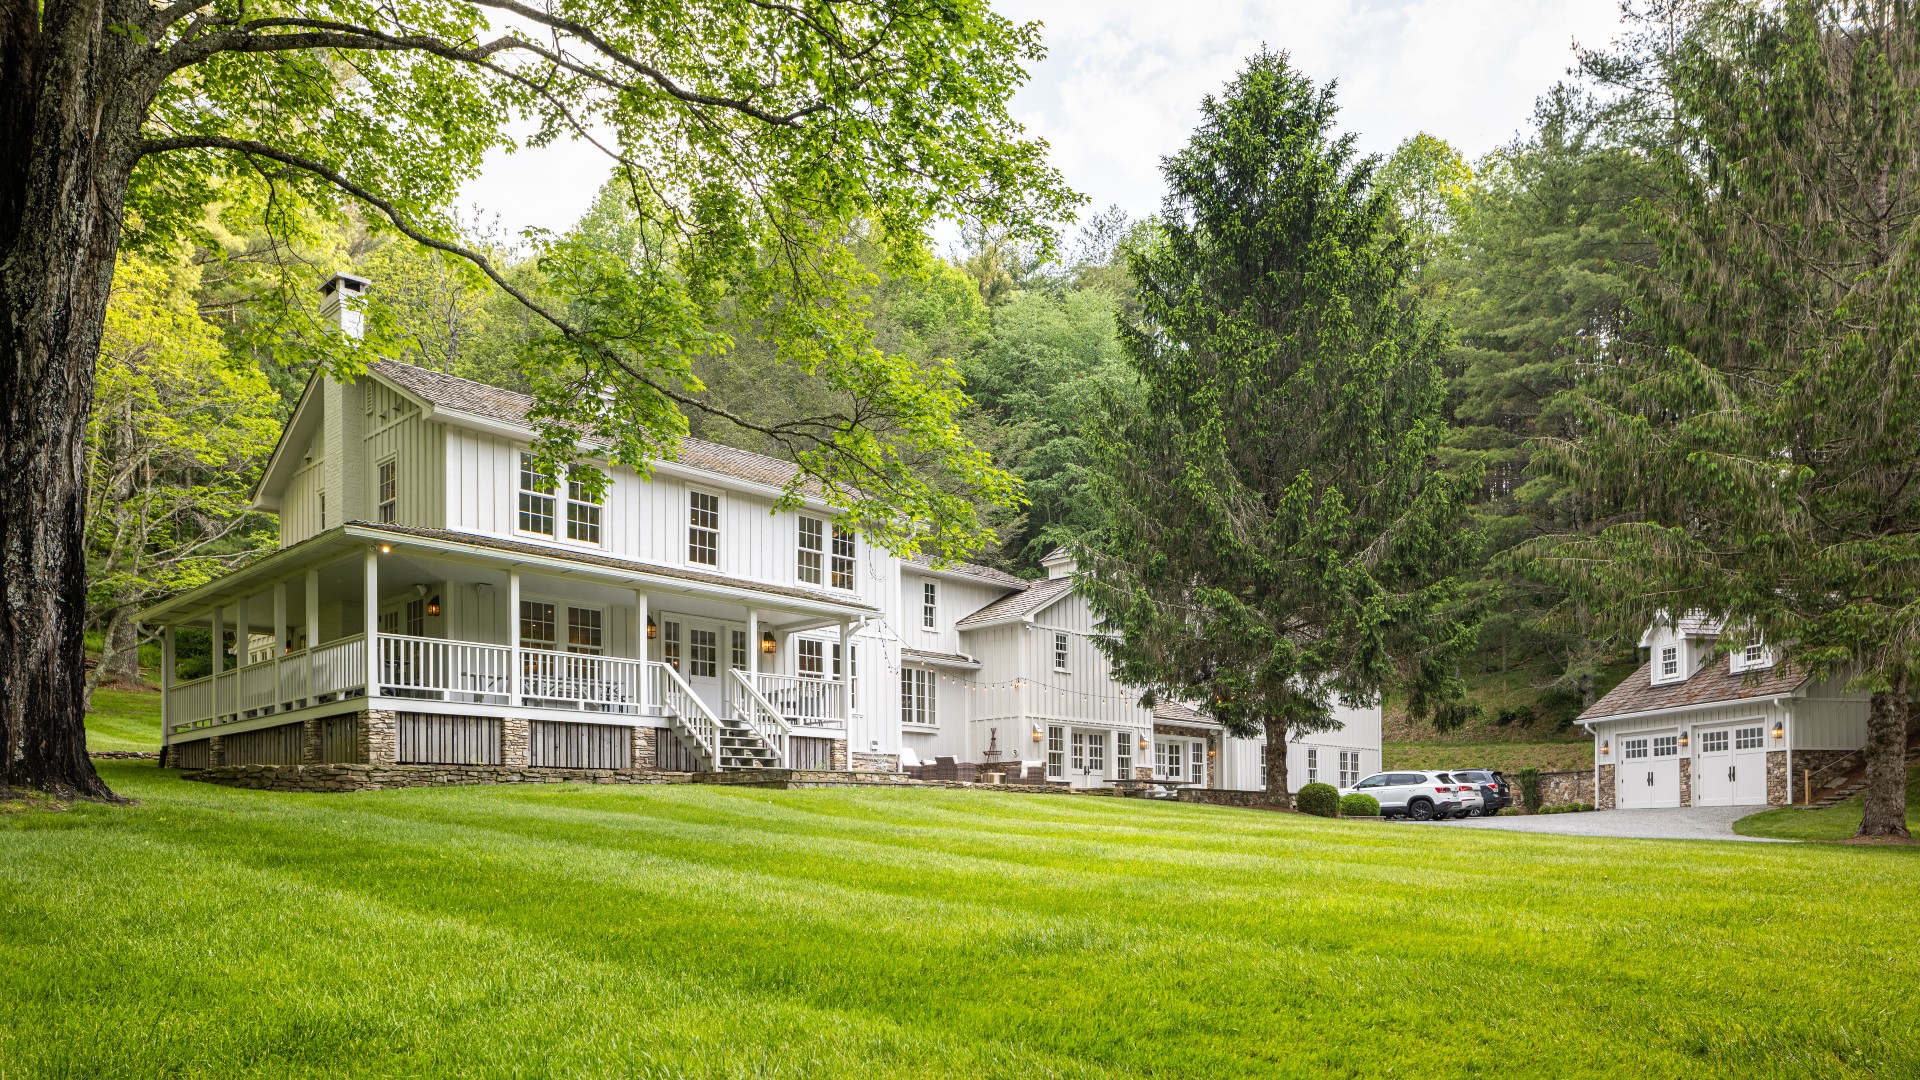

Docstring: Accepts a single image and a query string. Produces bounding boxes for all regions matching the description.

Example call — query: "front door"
[1066,728,1108,788]
[1616,733,1682,808]
[681,619,727,716]
[1696,724,1769,805]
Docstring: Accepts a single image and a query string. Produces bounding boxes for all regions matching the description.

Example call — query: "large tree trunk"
[1858,682,1910,840]
[1,0,147,799]
[1262,717,1291,809]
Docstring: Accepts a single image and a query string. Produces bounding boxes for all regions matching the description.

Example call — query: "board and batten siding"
[279,431,326,547]
[1024,595,1153,731]
[363,383,445,530]
[529,720,632,768]
[398,714,501,765]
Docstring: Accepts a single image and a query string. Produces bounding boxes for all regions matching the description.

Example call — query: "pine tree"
[1081,51,1478,806]
[1539,0,1920,838]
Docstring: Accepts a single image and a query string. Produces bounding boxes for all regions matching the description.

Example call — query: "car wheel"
[1408,798,1434,821]
[1467,807,1483,817]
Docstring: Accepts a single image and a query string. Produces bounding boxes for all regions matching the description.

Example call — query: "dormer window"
[1655,644,1682,684]
[1731,640,1773,673]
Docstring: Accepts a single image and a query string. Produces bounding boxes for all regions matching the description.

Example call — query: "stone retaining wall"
[1535,770,1595,807]
[184,763,694,792]
[1178,788,1285,809]
[89,750,160,760]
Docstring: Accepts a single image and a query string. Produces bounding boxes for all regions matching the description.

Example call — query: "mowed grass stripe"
[2,762,1916,1078]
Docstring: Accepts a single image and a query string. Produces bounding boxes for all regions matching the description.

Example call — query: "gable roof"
[1151,700,1217,727]
[956,575,1074,628]
[370,362,809,492]
[907,552,1028,592]
[1578,660,1807,722]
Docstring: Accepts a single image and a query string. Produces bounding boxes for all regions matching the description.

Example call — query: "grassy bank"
[3,762,1917,1078]
[83,689,161,752]
[1735,767,1920,841]
[1384,741,1592,773]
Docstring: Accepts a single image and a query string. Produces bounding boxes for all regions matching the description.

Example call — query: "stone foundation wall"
[1596,764,1617,810]
[185,763,694,793]
[1767,750,1789,806]
[631,725,656,769]
[1677,757,1693,807]
[829,739,848,771]
[1178,788,1285,809]
[90,750,159,760]
[359,710,398,765]
[850,751,899,773]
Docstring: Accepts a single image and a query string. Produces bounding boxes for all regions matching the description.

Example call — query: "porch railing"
[727,669,791,764]
[752,672,846,726]
[517,647,642,713]
[378,635,512,705]
[166,634,369,735]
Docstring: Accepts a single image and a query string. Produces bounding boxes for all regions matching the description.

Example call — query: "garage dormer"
[1729,638,1774,674]
[1640,611,1722,686]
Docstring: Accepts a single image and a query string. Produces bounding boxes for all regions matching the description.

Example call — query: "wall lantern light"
[1771,721,1785,741]
[1208,748,1217,758]
[760,630,778,654]
[1138,737,1150,750]
[378,544,391,554]
[1600,740,1611,756]
[646,614,658,639]
[1678,731,1689,749]
[1031,726,1044,743]
[425,595,441,618]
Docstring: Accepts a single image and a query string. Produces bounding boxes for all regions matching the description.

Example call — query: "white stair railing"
[650,662,719,769]
[727,670,791,767]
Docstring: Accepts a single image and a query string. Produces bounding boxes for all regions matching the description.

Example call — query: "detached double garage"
[1579,664,1870,810]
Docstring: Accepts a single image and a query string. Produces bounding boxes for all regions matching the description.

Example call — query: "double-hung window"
[799,639,825,679]
[921,582,937,629]
[1115,731,1132,777]
[1053,632,1070,672]
[518,453,556,536]
[797,516,825,584]
[519,600,557,649]
[662,620,681,670]
[405,597,425,636]
[1305,746,1319,783]
[1046,726,1065,779]
[830,524,855,589]
[901,668,936,725]
[688,491,719,565]
[1339,750,1361,788]
[1658,645,1680,680]
[730,630,748,671]
[377,460,397,523]
[566,479,601,544]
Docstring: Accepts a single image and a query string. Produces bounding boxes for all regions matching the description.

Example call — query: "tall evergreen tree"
[1538,0,1920,838]
[1081,51,1478,805]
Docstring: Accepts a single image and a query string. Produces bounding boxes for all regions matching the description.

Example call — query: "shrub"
[1534,801,1595,815]
[1296,782,1340,817]
[1339,792,1381,817]
[1515,767,1544,813]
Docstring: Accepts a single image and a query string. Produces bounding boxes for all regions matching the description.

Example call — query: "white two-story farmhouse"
[141,274,1380,791]
[1577,615,1871,808]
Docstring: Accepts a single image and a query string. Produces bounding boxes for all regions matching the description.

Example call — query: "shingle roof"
[1151,700,1215,726]
[1578,660,1806,722]
[901,647,981,669]
[955,575,1074,627]
[371,361,806,492]
[907,552,1029,591]
[354,522,877,611]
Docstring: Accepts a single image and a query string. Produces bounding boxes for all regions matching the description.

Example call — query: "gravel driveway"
[1427,805,1791,842]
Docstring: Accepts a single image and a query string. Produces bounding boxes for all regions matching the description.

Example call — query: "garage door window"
[1653,735,1678,757]
[1622,738,1649,760]
[1699,730,1729,753]
[1735,726,1765,750]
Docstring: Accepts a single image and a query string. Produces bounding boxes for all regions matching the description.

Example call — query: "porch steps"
[1802,731,1920,810]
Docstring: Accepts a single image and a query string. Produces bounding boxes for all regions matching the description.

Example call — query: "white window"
[1070,730,1086,772]
[831,524,856,590]
[376,459,397,523]
[1190,742,1204,785]
[798,638,825,679]
[1339,751,1361,788]
[922,582,937,629]
[688,491,719,565]
[1046,726,1065,779]
[518,453,556,536]
[797,516,824,585]
[1744,642,1765,665]
[404,597,425,636]
[1623,737,1649,761]
[901,668,936,726]
[1157,740,1182,780]
[1053,632,1070,672]
[1653,734,1678,758]
[662,620,681,670]
[1700,730,1729,754]
[730,630,748,671]
[1087,731,1105,775]
[1305,746,1318,783]
[1735,725,1766,750]
[689,628,717,677]
[1658,645,1680,680]
[519,600,556,648]
[566,479,601,544]
[1115,731,1132,776]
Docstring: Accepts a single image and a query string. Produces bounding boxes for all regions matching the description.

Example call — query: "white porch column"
[363,547,380,694]
[235,593,250,667]
[305,567,321,706]
[210,606,225,721]
[837,618,851,719]
[747,608,759,676]
[161,624,176,746]
[507,568,522,707]
[633,589,648,711]
[272,582,288,654]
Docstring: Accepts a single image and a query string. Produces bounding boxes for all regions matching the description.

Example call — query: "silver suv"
[1342,771,1464,821]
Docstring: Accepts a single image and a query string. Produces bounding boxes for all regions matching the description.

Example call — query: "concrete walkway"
[1429,805,1791,842]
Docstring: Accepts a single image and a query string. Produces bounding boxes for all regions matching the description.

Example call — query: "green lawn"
[1735,767,1920,841]
[3,763,1918,1078]
[1384,740,1592,773]
[84,689,162,752]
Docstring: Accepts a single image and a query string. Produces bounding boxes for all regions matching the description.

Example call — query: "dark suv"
[1447,769,1512,815]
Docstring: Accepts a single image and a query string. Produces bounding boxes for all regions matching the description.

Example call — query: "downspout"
[1774,696,1791,806]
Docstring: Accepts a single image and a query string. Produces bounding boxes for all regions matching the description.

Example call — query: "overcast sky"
[460,1,1629,243]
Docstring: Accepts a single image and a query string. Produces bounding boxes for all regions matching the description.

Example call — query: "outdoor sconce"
[1772,722,1785,741]
[425,595,441,617]
[1678,731,1689,749]
[646,614,658,639]
[760,630,777,654]
[378,543,392,554]
[1031,726,1044,743]
[1139,737,1149,750]
[1600,740,1611,756]
[1208,748,1217,758]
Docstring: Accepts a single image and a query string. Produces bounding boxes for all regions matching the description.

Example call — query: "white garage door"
[1693,724,1769,806]
[1616,734,1682,808]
